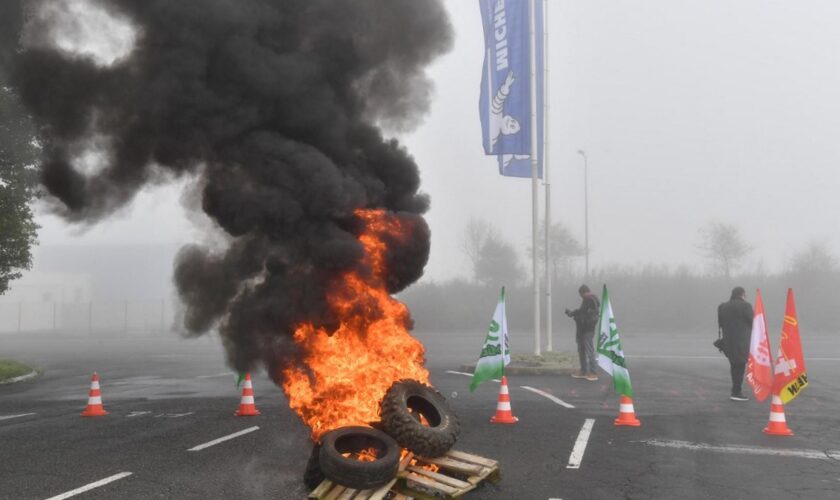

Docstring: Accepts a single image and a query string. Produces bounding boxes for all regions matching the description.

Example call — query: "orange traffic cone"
[763,395,794,436]
[81,372,108,417]
[614,395,641,426]
[490,376,518,424]
[235,373,260,416]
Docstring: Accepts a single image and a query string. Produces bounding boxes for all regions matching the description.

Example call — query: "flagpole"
[486,48,493,149]
[501,286,507,363]
[543,0,552,352]
[529,0,541,356]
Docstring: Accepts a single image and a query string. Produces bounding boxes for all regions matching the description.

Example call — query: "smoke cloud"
[1,0,452,372]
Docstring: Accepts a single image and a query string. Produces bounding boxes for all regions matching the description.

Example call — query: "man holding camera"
[565,284,601,381]
[718,286,754,401]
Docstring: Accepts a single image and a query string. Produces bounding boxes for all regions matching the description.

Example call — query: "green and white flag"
[596,285,633,397]
[470,287,510,392]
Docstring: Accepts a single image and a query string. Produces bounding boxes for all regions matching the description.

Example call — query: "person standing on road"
[718,286,754,401]
[565,284,601,381]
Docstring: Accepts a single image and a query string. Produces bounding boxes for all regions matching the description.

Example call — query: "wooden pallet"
[308,449,500,500]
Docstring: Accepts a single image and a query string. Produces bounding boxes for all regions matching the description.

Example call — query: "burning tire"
[318,426,400,490]
[303,444,324,489]
[379,379,460,458]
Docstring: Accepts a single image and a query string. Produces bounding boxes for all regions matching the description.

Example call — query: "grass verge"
[0,359,35,382]
[460,351,578,375]
[510,351,577,368]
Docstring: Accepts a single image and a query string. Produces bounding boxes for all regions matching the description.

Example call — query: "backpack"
[583,295,600,330]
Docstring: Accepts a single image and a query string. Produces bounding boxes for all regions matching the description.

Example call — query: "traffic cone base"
[614,395,640,426]
[490,414,519,424]
[489,376,518,424]
[763,395,793,436]
[82,405,109,417]
[235,373,261,416]
[81,373,108,417]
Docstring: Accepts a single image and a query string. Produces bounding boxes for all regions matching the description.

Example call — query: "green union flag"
[596,285,633,397]
[470,287,510,392]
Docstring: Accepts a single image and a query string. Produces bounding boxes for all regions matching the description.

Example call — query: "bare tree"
[461,217,523,286]
[789,241,836,277]
[475,236,523,288]
[461,217,496,282]
[532,220,584,281]
[697,222,750,278]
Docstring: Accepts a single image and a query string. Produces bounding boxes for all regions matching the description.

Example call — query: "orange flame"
[342,447,379,462]
[282,209,429,440]
[400,449,440,473]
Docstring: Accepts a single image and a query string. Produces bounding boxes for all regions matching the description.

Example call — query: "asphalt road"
[2,330,839,499]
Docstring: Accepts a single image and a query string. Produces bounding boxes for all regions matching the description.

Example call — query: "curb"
[0,370,39,385]
[459,365,576,376]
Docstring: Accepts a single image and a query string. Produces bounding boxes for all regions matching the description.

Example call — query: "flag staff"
[577,149,590,277]
[529,0,541,356]
[543,0,552,351]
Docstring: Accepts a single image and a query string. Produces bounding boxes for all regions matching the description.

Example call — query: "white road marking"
[642,439,840,460]
[521,386,575,409]
[196,372,232,379]
[44,472,133,500]
[566,419,595,469]
[0,413,36,421]
[0,370,38,384]
[126,411,152,418]
[445,371,500,382]
[155,412,194,418]
[188,426,260,451]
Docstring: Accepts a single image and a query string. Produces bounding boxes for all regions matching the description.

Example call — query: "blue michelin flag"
[479,0,543,178]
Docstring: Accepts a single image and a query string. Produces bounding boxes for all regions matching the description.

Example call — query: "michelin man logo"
[489,71,530,168]
[490,71,520,149]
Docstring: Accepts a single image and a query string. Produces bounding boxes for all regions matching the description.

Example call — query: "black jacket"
[570,293,600,334]
[717,297,753,363]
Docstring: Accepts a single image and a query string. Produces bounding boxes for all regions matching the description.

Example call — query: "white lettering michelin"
[493,0,508,71]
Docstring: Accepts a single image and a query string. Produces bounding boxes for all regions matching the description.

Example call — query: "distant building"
[0,245,179,334]
[0,271,93,333]
[1,271,92,303]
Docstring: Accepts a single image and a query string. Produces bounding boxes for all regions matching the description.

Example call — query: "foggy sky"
[32,0,840,282]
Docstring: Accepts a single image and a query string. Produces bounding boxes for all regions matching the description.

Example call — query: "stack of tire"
[305,379,460,491]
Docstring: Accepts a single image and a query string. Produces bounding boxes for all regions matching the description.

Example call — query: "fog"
[5,0,840,335]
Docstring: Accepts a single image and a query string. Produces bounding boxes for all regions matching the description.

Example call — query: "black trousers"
[730,361,746,395]
[576,330,597,374]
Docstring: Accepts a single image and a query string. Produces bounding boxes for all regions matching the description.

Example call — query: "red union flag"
[746,289,773,402]
[773,289,808,404]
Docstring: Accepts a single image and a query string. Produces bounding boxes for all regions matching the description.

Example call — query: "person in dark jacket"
[565,284,601,381]
[718,286,754,401]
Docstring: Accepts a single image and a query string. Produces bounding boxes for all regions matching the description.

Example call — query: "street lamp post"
[577,150,590,277]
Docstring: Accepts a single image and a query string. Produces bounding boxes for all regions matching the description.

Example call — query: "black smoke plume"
[1,0,452,372]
